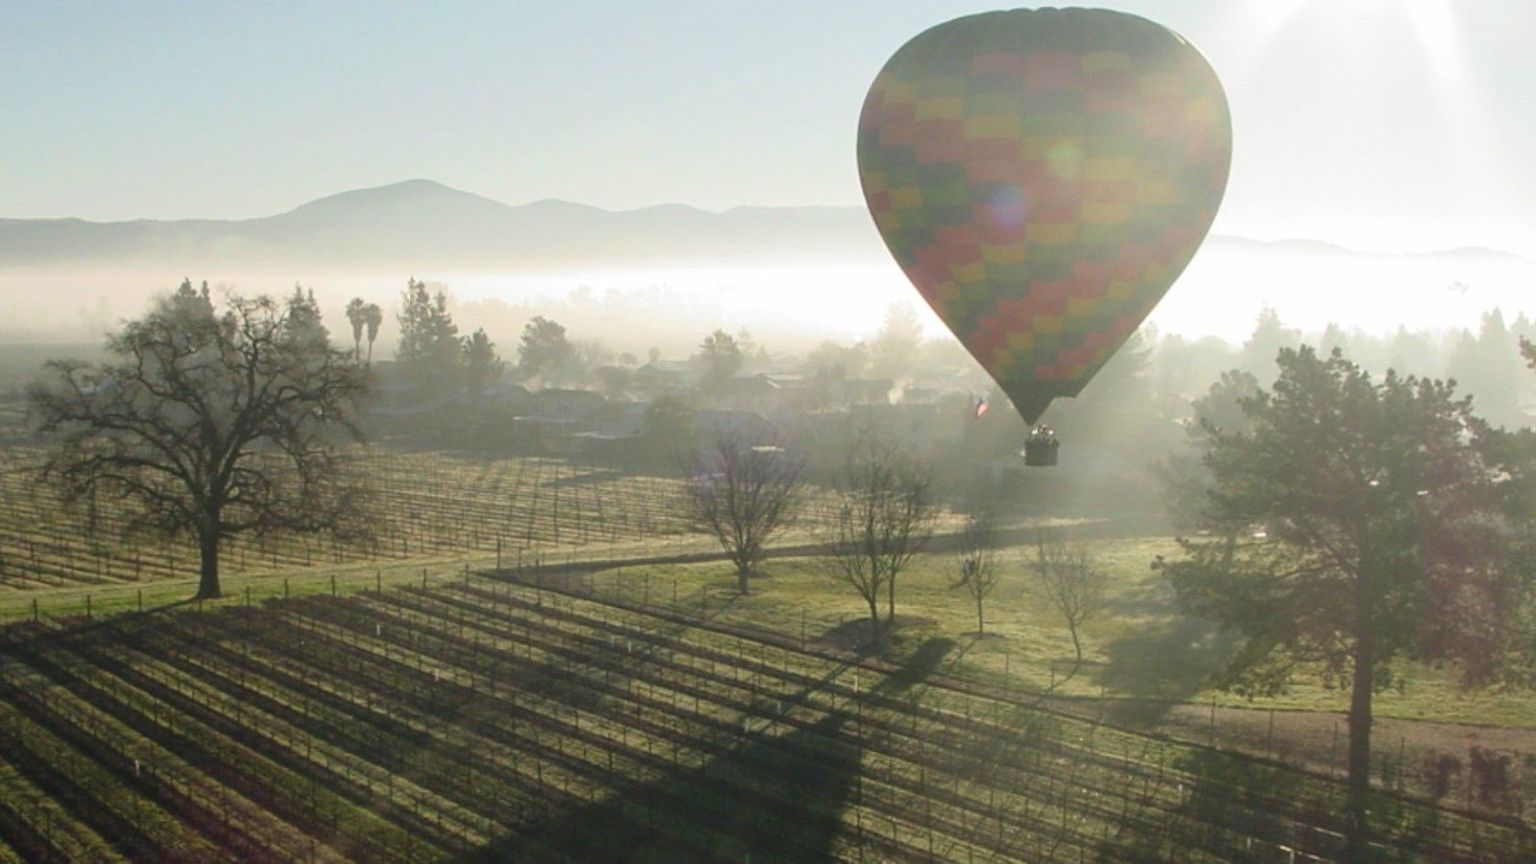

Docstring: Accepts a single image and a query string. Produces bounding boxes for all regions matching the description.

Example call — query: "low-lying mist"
[3,237,1532,360]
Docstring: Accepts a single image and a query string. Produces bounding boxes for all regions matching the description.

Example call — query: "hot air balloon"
[857,8,1231,464]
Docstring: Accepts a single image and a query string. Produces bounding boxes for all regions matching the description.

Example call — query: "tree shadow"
[463,636,961,862]
[874,635,956,697]
[0,593,200,648]
[1094,613,1237,725]
[1090,747,1524,863]
[461,710,861,864]
[813,614,938,657]
[1095,747,1328,863]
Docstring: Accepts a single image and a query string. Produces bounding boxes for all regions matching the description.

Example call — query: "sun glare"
[1403,0,1465,80]
[1242,0,1312,42]
[1240,0,1463,76]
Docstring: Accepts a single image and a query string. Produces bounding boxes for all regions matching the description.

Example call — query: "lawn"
[578,531,1536,732]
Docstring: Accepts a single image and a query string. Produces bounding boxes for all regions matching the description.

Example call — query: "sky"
[3,0,1533,256]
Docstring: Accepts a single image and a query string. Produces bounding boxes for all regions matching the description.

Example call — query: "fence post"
[331,574,337,596]
[1209,695,1217,746]
[1329,723,1339,777]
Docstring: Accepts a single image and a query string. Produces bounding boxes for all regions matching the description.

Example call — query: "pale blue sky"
[4,1,1533,254]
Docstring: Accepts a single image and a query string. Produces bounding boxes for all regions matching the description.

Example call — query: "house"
[508,388,610,454]
[633,360,693,393]
[569,401,648,462]
[833,377,896,406]
[694,408,776,448]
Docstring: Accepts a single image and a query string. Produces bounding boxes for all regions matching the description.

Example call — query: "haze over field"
[3,178,1534,351]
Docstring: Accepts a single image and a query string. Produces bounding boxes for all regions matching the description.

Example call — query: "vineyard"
[0,569,1529,863]
[0,448,696,592]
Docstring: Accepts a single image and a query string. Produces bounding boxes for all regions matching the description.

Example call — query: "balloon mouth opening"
[1003,387,1055,426]
[1002,378,1090,426]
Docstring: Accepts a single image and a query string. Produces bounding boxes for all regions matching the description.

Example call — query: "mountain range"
[0,180,881,270]
[3,179,1526,271]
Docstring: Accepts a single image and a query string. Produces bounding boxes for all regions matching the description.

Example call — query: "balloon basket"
[1023,426,1060,468]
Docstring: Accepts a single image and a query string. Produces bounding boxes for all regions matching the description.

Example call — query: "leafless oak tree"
[688,431,803,593]
[951,509,1000,635]
[27,280,372,598]
[1031,529,1109,681]
[826,433,938,652]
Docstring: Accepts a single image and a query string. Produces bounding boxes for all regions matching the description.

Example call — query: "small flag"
[973,397,989,420]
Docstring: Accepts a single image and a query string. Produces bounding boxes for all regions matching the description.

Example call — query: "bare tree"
[826,433,938,652]
[951,509,1000,635]
[27,280,371,599]
[688,430,803,593]
[1031,529,1109,682]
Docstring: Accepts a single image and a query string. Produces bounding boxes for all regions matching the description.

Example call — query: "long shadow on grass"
[1089,746,1514,863]
[461,710,860,863]
[462,639,959,863]
[1095,613,1238,726]
[1094,747,1329,862]
[875,636,956,697]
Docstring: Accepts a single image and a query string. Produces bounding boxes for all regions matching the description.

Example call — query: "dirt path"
[1152,700,1536,803]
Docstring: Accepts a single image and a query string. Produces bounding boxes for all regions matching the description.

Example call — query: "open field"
[0,572,1531,863]
[602,543,1536,731]
[552,549,1536,814]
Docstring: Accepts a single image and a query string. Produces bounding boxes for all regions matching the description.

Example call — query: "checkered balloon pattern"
[858,8,1231,424]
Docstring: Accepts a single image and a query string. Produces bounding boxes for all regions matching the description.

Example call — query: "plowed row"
[0,574,1528,862]
[0,449,690,592]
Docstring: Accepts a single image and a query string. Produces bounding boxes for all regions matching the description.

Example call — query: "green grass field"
[570,535,1536,731]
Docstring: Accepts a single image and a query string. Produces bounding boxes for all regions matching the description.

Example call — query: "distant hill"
[0,179,884,270]
[4,178,1527,271]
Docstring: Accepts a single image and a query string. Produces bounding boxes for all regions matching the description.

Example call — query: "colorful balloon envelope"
[858,8,1232,424]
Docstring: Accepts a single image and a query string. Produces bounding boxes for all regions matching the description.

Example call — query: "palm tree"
[363,303,383,366]
[345,298,367,360]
